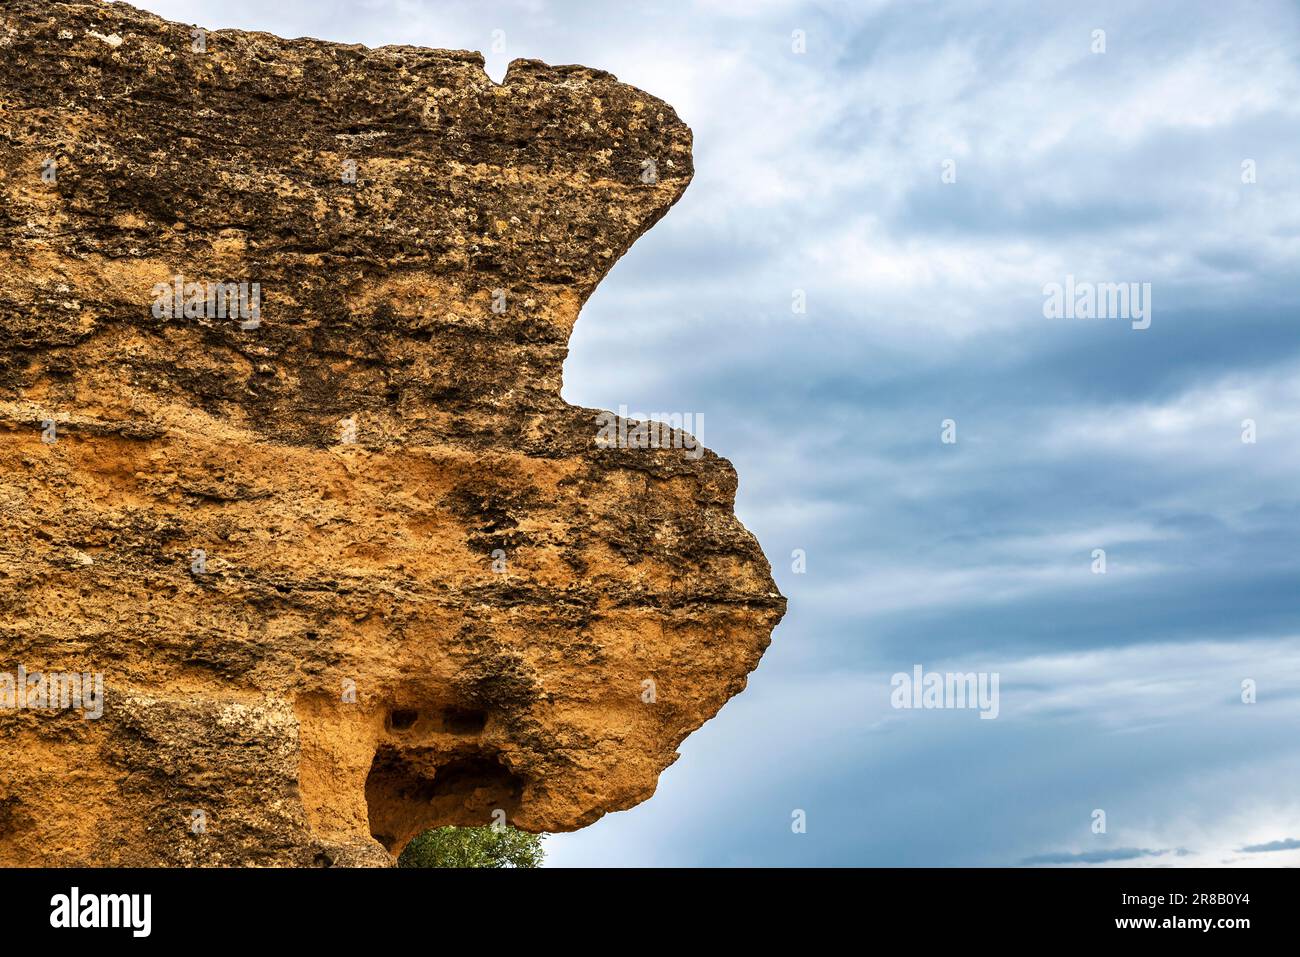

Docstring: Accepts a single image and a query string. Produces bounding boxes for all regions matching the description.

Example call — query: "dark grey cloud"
[1022,848,1171,865]
[1239,838,1300,853]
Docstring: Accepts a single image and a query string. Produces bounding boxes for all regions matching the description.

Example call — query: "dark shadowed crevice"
[387,709,419,731]
[440,707,487,734]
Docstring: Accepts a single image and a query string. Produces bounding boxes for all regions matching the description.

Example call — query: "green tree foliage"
[398,825,545,868]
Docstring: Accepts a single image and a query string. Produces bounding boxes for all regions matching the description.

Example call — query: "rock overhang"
[0,0,785,866]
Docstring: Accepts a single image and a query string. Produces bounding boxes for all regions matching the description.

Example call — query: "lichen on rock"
[0,0,785,866]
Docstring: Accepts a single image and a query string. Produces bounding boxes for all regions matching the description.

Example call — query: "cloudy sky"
[133,0,1300,866]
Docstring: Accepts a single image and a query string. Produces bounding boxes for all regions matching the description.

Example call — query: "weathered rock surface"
[0,0,785,866]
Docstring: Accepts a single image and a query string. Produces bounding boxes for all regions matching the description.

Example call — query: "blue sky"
[136,0,1300,866]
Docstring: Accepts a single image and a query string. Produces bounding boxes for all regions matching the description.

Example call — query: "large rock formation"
[0,0,784,866]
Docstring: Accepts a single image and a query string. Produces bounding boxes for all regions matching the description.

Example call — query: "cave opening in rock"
[364,746,523,855]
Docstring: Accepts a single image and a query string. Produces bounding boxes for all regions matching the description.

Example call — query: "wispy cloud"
[1239,837,1300,853]
[1022,847,1181,865]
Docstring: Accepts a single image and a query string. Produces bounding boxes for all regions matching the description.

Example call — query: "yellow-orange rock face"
[0,0,785,865]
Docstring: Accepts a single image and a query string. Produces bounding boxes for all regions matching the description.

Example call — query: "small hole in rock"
[442,707,487,734]
[388,709,418,731]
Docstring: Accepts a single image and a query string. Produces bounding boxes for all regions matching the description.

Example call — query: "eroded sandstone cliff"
[0,0,785,866]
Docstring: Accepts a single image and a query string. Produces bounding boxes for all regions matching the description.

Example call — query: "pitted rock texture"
[0,0,785,866]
